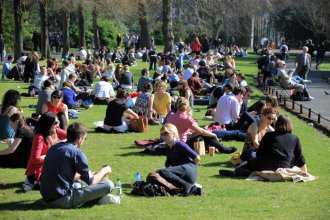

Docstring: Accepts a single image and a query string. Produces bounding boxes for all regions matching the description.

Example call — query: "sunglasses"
[267,116,276,121]
[160,132,170,137]
[52,96,61,99]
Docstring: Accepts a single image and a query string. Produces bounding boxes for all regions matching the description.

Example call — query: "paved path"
[284,60,330,126]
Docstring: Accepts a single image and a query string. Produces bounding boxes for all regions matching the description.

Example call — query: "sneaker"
[309,96,315,100]
[222,147,237,154]
[219,169,236,177]
[22,182,34,193]
[194,183,203,196]
[303,79,312,83]
[98,194,121,205]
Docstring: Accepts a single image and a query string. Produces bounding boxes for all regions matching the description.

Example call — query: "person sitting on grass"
[23,112,67,192]
[0,113,34,168]
[101,89,139,133]
[42,90,69,130]
[240,108,276,162]
[220,115,307,177]
[167,97,237,154]
[40,123,115,208]
[156,123,201,196]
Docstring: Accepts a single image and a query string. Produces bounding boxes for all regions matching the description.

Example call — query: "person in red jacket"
[191,37,202,55]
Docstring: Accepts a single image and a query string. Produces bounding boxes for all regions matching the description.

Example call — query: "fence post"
[276,91,278,98]
[318,114,321,124]
[300,104,303,114]
[308,108,311,118]
[292,100,295,110]
[279,95,282,103]
[284,97,286,106]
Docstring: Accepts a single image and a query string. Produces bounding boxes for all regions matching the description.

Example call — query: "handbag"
[129,115,149,133]
[193,137,205,156]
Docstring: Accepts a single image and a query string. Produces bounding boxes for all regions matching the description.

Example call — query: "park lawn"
[0,56,330,220]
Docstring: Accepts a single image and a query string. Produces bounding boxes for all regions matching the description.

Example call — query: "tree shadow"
[200,161,235,168]
[0,199,47,211]
[209,174,245,180]
[120,145,142,150]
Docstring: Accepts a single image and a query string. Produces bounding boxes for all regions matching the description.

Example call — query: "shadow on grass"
[0,182,22,190]
[115,151,164,157]
[120,145,142,150]
[210,174,245,180]
[0,199,47,211]
[201,161,235,168]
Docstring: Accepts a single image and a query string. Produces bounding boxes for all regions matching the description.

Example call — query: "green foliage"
[2,8,15,50]
[153,30,163,45]
[98,19,120,48]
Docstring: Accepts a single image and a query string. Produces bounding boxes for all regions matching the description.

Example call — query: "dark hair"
[62,80,71,88]
[265,95,279,108]
[1,90,21,113]
[67,123,87,143]
[262,107,277,116]
[224,83,233,92]
[62,60,70,66]
[51,90,63,100]
[9,113,25,129]
[192,72,199,77]
[116,88,129,99]
[43,79,53,89]
[232,86,246,95]
[8,55,13,60]
[35,112,57,144]
[144,83,153,92]
[141,68,148,76]
[275,115,293,133]
[244,86,253,94]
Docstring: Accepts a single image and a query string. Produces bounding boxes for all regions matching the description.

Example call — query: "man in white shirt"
[91,76,115,104]
[214,86,246,130]
[183,63,194,80]
[294,46,312,80]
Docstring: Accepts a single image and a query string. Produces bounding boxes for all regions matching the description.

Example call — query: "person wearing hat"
[277,60,313,100]
[91,76,115,105]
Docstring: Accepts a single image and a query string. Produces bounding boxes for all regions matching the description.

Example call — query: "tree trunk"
[13,0,23,61]
[92,8,100,50]
[62,7,70,57]
[40,0,50,60]
[162,0,174,53]
[77,3,85,48]
[0,0,3,34]
[138,0,151,49]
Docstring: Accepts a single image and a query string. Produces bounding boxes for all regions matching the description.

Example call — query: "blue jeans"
[212,130,246,141]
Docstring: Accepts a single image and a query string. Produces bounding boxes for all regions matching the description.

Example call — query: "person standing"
[0,34,4,62]
[116,34,122,47]
[40,123,115,208]
[294,46,312,80]
[1,55,13,80]
[316,42,326,70]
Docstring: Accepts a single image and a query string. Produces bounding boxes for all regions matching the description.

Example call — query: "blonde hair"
[176,97,190,112]
[161,123,179,140]
[155,80,167,89]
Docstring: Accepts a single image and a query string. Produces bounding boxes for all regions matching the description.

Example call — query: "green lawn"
[0,56,329,220]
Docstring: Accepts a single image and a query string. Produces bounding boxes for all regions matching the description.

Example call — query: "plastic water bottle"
[134,172,142,182]
[115,178,122,196]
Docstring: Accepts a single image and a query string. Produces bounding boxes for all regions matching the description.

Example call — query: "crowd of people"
[0,36,313,209]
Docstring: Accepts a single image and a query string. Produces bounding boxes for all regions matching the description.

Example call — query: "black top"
[248,131,306,171]
[0,126,34,168]
[120,71,133,86]
[104,99,128,126]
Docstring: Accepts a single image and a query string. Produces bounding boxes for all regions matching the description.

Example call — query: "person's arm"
[31,135,47,163]
[193,155,201,165]
[191,123,217,138]
[124,108,139,119]
[0,138,22,155]
[148,94,155,118]
[248,123,259,150]
[41,103,48,114]
[62,104,69,128]
[92,165,112,185]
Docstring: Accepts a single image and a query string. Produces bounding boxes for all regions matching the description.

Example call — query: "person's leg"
[233,111,256,131]
[157,163,197,195]
[202,136,237,153]
[57,112,67,130]
[113,121,128,132]
[212,130,246,141]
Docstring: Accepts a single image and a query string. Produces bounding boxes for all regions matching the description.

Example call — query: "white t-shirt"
[183,67,194,80]
[214,94,240,125]
[92,81,115,99]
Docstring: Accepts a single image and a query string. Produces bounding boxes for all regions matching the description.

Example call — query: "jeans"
[187,135,229,153]
[47,179,114,209]
[212,130,246,141]
[233,111,258,131]
[157,163,197,195]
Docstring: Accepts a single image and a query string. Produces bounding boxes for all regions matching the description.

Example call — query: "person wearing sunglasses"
[156,123,201,196]
[23,112,67,192]
[42,90,69,130]
[220,115,307,177]
[240,108,277,162]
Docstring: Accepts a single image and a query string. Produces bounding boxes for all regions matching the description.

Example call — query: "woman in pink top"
[42,90,69,129]
[23,112,67,192]
[167,98,236,154]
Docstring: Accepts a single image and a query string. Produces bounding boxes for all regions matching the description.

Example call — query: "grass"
[0,55,330,220]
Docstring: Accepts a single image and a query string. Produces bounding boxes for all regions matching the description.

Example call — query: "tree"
[13,0,24,61]
[0,0,3,34]
[77,3,85,48]
[138,0,150,49]
[162,0,174,52]
[61,6,70,57]
[92,7,100,50]
[39,0,50,59]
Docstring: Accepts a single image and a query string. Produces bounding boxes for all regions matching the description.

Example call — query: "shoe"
[222,147,237,154]
[303,80,312,83]
[98,194,121,205]
[219,169,236,177]
[22,178,34,193]
[194,183,203,196]
[309,96,315,100]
